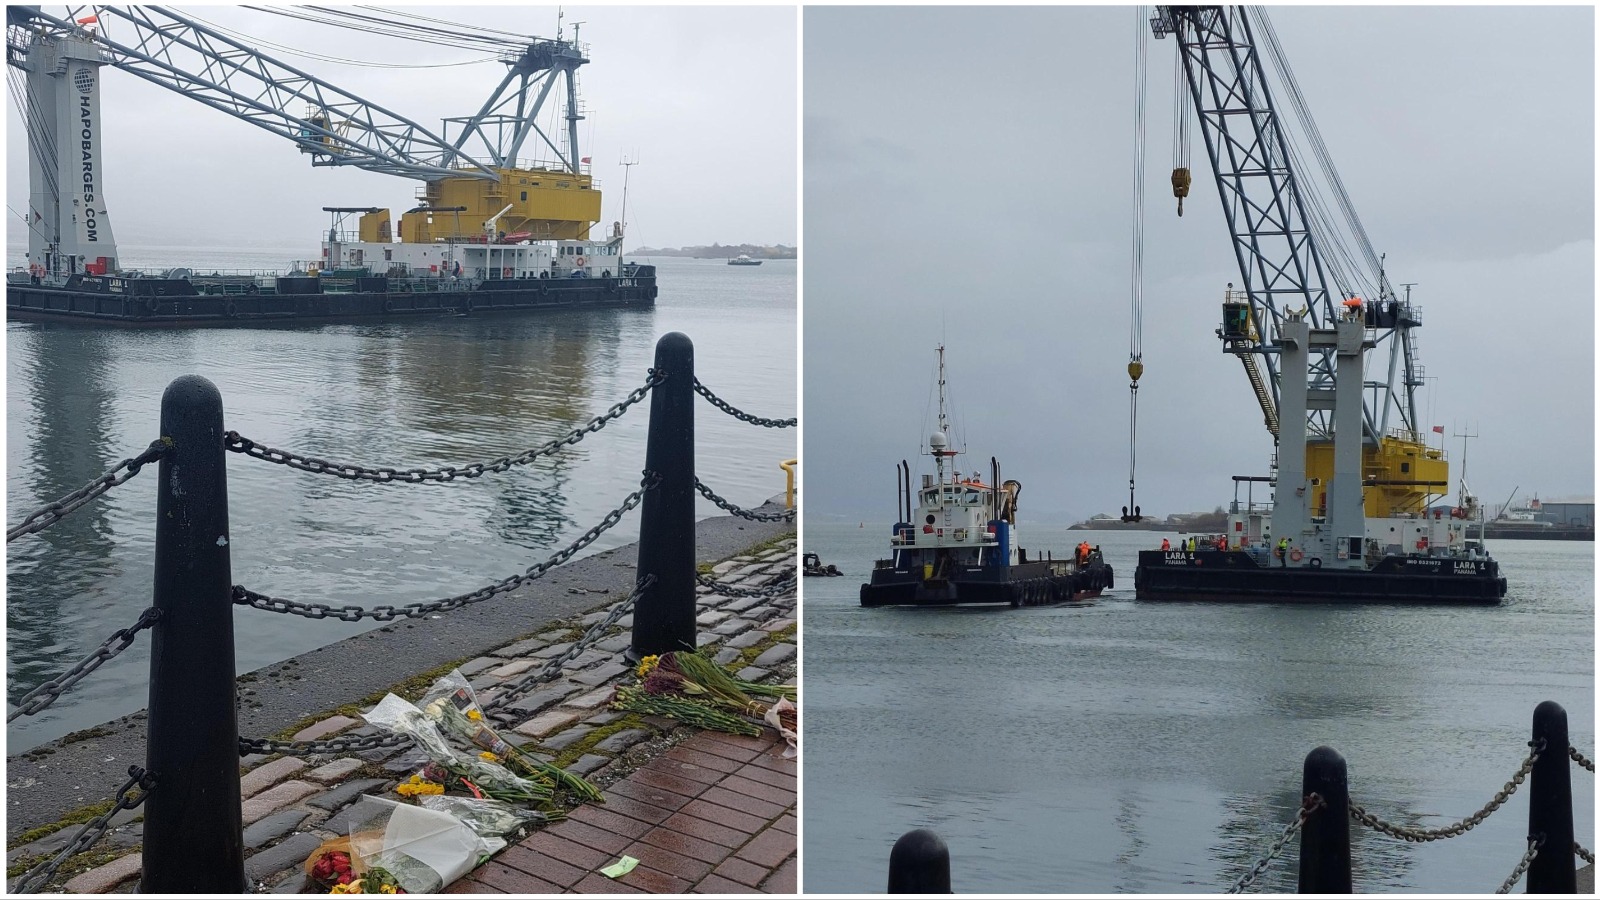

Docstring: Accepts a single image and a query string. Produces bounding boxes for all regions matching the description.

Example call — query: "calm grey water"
[6,253,795,751]
[802,522,1594,893]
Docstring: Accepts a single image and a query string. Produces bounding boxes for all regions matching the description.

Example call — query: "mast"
[930,345,951,486]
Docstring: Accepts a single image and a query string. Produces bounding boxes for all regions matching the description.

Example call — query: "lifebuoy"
[223,299,237,318]
[383,299,396,313]
[1290,548,1304,562]
[144,297,159,314]
[1308,557,1322,569]
[245,283,260,295]
[574,256,587,268]
[1416,537,1429,551]
[503,267,513,278]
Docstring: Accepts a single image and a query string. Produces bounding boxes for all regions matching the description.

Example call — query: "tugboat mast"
[930,345,950,484]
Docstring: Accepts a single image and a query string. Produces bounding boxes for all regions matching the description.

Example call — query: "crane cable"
[1124,6,1148,523]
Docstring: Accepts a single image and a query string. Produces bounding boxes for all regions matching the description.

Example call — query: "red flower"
[337,873,353,885]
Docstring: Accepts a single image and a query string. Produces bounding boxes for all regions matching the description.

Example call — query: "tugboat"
[861,348,1113,608]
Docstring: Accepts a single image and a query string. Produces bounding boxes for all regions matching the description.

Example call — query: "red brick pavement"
[448,730,796,894]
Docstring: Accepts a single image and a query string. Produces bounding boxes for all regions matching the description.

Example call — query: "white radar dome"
[928,431,948,451]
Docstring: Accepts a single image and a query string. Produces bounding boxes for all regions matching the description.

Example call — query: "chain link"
[234,474,657,622]
[240,728,410,757]
[1576,842,1595,866]
[1349,739,1543,842]
[242,576,657,755]
[1570,745,1595,773]
[696,572,797,598]
[224,373,662,484]
[7,608,163,722]
[7,440,170,543]
[1227,792,1324,894]
[485,575,654,712]
[13,766,155,894]
[692,378,796,428]
[1495,835,1544,894]
[695,479,795,522]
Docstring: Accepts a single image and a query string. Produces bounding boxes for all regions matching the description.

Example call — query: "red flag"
[580,156,591,164]
[76,14,98,24]
[1431,426,1444,434]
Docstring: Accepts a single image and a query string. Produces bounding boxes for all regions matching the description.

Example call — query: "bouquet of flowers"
[341,796,503,894]
[360,694,550,805]
[613,651,798,754]
[419,670,604,803]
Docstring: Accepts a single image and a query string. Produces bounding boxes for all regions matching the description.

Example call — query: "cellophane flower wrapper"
[417,795,550,838]
[344,795,504,893]
[418,671,517,758]
[763,697,798,759]
[360,693,549,801]
[419,669,604,802]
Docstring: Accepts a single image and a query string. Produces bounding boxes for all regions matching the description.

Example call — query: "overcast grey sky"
[7,5,797,253]
[805,5,1594,524]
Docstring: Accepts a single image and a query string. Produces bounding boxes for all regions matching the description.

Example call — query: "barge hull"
[860,561,1113,608]
[1133,550,1505,604]
[7,276,655,327]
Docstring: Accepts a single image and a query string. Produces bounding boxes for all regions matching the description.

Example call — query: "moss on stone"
[7,797,116,850]
[548,714,649,770]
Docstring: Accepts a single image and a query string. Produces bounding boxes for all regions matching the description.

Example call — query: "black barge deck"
[7,266,656,327]
[1133,549,1505,604]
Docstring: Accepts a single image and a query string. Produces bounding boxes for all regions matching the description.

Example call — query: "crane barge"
[5,5,655,325]
[1130,6,1505,604]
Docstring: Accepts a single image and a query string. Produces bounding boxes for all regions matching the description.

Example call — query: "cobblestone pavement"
[7,535,796,895]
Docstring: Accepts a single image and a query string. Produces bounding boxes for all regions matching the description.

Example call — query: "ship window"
[521,192,528,202]
[1400,462,1410,473]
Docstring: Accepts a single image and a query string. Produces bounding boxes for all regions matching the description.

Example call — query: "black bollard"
[629,332,696,662]
[140,376,245,893]
[1527,700,1576,893]
[888,828,951,893]
[1298,745,1352,893]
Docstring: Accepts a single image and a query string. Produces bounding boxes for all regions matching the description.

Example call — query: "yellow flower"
[636,654,660,678]
[479,751,499,762]
[466,709,483,721]
[396,779,445,797]
[379,885,398,894]
[330,879,365,894]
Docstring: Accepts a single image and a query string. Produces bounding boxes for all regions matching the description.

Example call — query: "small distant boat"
[727,254,763,266]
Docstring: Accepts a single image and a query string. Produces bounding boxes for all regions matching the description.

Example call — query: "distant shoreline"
[629,244,796,260]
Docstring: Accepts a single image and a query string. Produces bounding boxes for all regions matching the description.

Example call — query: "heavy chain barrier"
[240,726,408,757]
[1227,792,1324,894]
[1570,745,1595,773]
[1348,739,1543,842]
[234,474,657,622]
[1495,835,1543,894]
[1576,842,1595,865]
[692,378,796,429]
[7,440,169,542]
[7,608,163,723]
[241,576,657,755]
[696,572,797,598]
[223,372,662,484]
[485,575,654,712]
[13,766,155,894]
[696,479,795,522]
